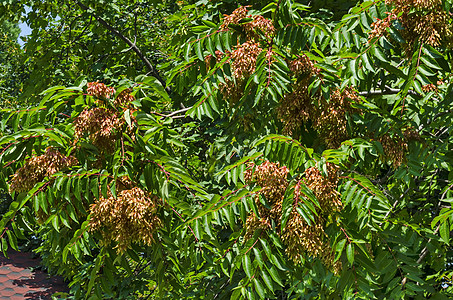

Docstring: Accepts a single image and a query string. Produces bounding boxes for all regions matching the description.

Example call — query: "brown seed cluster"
[205,50,225,71]
[374,1,453,49]
[378,127,422,168]
[114,88,135,108]
[304,163,342,213]
[378,133,407,168]
[231,41,263,79]
[288,55,319,78]
[244,160,342,273]
[278,54,360,147]
[9,148,78,193]
[220,79,245,105]
[215,6,276,106]
[369,12,398,41]
[87,81,115,100]
[281,163,342,273]
[89,185,162,253]
[278,56,318,136]
[310,88,361,148]
[74,107,123,153]
[243,161,288,239]
[244,160,289,206]
[403,127,422,142]
[221,6,276,40]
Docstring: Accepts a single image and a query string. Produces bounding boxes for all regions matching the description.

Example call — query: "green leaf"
[253,278,266,298]
[243,254,253,279]
[51,215,60,232]
[260,267,274,293]
[440,220,450,244]
[346,243,354,265]
[267,265,284,287]
[6,230,18,251]
[335,239,347,262]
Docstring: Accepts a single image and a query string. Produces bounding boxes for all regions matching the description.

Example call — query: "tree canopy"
[0,0,453,299]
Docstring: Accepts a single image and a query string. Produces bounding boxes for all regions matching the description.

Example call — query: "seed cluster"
[9,148,78,193]
[369,12,398,41]
[305,164,342,213]
[278,55,360,147]
[215,7,276,104]
[378,128,421,168]
[231,41,263,79]
[89,184,162,253]
[114,88,135,108]
[278,56,318,136]
[87,81,135,108]
[310,88,361,148]
[372,1,453,49]
[87,81,115,100]
[221,6,275,40]
[244,160,342,273]
[378,134,407,168]
[74,107,123,153]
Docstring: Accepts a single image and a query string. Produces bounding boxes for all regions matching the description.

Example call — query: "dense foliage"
[1,0,453,299]
[0,20,25,106]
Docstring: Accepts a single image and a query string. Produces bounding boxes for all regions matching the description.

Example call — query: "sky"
[18,7,32,46]
[18,22,31,45]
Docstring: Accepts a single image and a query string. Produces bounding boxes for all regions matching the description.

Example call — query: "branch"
[359,87,421,97]
[75,1,170,95]
[151,107,192,119]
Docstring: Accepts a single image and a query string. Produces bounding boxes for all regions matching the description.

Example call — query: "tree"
[0,0,452,299]
[0,20,26,107]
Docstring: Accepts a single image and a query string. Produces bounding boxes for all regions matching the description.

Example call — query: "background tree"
[0,20,26,107]
[0,0,452,299]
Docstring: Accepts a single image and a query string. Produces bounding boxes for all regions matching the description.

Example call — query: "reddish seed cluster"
[231,41,263,79]
[378,134,407,168]
[221,6,249,30]
[87,81,116,100]
[215,6,276,107]
[74,107,122,152]
[221,6,275,40]
[422,84,437,93]
[244,160,342,273]
[304,163,342,213]
[89,184,162,253]
[244,160,289,204]
[376,0,453,49]
[114,88,135,108]
[244,15,276,40]
[9,148,78,193]
[369,12,398,41]
[87,81,135,109]
[378,128,422,168]
[309,88,361,148]
[278,54,360,147]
